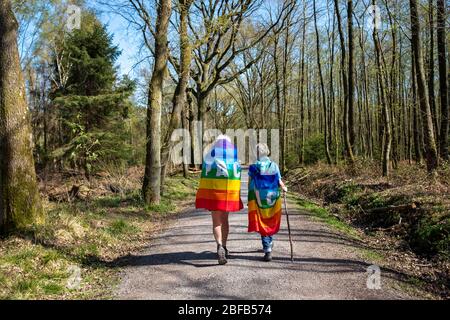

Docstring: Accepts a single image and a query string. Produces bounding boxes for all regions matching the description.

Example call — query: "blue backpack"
[250,162,281,209]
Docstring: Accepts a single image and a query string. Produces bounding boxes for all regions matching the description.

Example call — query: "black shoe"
[263,252,272,262]
[223,246,230,258]
[217,245,227,265]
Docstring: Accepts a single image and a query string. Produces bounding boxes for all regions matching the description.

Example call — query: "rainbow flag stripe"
[195,139,243,212]
[248,189,282,237]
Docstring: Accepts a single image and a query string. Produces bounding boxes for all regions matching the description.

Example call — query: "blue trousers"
[261,236,274,253]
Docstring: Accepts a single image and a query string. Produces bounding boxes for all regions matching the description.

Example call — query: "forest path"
[115,170,414,300]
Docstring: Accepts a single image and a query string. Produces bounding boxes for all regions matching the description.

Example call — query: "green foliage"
[295,196,361,239]
[411,216,450,258]
[303,134,326,165]
[95,196,122,208]
[50,12,136,174]
[337,182,363,206]
[63,14,120,96]
[107,219,138,236]
[365,194,387,209]
[145,200,176,214]
[285,152,300,169]
[360,249,385,263]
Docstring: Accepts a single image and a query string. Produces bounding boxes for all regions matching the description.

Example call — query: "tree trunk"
[187,94,196,169]
[160,0,192,191]
[373,0,392,177]
[298,4,307,164]
[281,16,291,173]
[386,6,399,169]
[181,100,190,178]
[196,91,209,128]
[360,28,373,159]
[273,35,284,171]
[412,52,422,164]
[428,0,439,143]
[334,0,354,163]
[142,0,172,205]
[314,0,332,165]
[437,0,448,160]
[330,11,339,164]
[0,0,43,233]
[409,0,439,173]
[347,0,356,156]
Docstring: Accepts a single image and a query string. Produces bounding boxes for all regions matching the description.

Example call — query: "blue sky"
[93,0,353,78]
[98,12,141,76]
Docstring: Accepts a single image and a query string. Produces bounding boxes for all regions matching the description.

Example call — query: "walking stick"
[283,193,294,262]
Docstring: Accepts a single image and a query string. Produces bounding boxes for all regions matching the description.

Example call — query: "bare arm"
[279,180,288,193]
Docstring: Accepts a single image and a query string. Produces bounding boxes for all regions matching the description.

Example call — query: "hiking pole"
[283,193,294,262]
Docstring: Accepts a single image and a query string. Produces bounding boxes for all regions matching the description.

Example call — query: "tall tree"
[409,0,439,173]
[160,0,193,189]
[188,0,292,128]
[428,0,438,141]
[437,0,448,160]
[0,0,43,233]
[412,51,422,164]
[314,0,332,164]
[280,5,294,173]
[334,0,354,163]
[347,0,356,156]
[372,0,392,176]
[51,13,134,177]
[298,0,308,164]
[142,0,172,205]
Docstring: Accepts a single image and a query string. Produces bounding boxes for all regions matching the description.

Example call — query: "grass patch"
[293,195,361,240]
[0,172,199,299]
[145,200,176,214]
[406,276,425,287]
[164,176,199,201]
[393,276,435,300]
[360,249,385,264]
[107,219,139,236]
[0,243,73,300]
[95,196,122,208]
[144,175,198,214]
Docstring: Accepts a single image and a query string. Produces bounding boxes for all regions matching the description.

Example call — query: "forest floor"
[286,161,450,299]
[115,170,429,300]
[0,164,446,299]
[0,167,198,299]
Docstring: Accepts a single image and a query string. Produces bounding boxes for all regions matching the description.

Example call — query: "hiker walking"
[195,135,243,265]
[248,143,288,262]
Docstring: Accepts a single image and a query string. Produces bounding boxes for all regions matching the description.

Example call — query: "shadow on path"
[105,250,411,285]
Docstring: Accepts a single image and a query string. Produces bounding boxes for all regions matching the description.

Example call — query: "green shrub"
[410,216,450,258]
[337,182,363,205]
[303,134,326,165]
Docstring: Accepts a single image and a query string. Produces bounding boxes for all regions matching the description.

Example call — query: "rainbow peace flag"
[195,138,243,212]
[248,160,282,237]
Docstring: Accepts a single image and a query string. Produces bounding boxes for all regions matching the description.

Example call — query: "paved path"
[116,171,413,300]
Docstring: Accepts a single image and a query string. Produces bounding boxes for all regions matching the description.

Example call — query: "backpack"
[250,162,281,209]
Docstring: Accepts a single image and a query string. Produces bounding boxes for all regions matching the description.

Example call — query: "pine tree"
[51,12,135,176]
